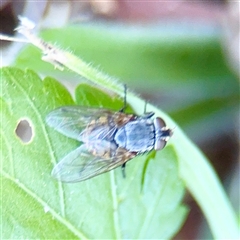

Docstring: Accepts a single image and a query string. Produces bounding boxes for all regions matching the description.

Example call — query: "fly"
[46,87,173,182]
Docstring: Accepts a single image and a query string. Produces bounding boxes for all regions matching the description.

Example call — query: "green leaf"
[1,67,187,239]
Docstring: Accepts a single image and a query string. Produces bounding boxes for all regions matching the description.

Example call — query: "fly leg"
[121,162,126,178]
[119,84,127,113]
[144,101,148,114]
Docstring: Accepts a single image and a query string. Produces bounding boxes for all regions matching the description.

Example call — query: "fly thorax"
[114,119,155,152]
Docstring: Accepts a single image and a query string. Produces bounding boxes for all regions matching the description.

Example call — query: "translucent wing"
[46,106,133,141]
[51,142,136,182]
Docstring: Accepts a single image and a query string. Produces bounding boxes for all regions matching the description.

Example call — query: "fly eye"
[155,139,166,150]
[154,117,166,130]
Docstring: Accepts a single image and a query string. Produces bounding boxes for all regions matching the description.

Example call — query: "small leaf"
[1,67,187,239]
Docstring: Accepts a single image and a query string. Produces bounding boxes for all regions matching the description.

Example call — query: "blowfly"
[46,88,173,182]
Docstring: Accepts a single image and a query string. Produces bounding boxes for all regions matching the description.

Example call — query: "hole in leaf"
[15,119,33,143]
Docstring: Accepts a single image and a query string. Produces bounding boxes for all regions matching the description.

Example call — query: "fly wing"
[46,106,119,140]
[51,142,136,182]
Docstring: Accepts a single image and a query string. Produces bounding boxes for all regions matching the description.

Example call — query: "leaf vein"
[1,170,88,240]
[137,169,166,238]
[110,171,121,239]
[6,69,66,217]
